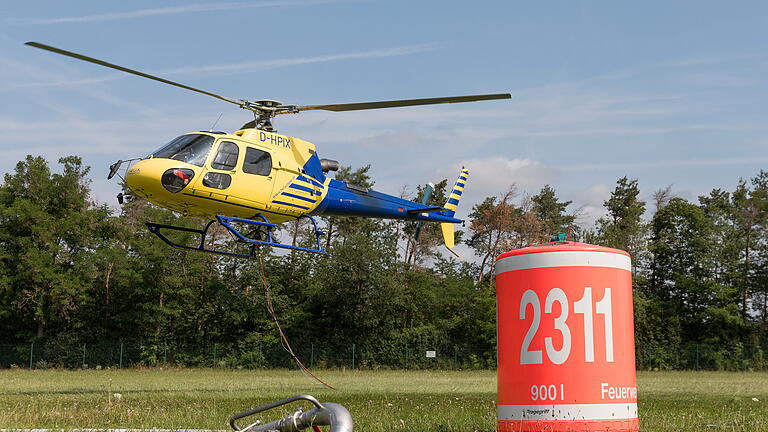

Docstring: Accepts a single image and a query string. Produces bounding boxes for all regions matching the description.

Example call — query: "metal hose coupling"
[230,395,353,432]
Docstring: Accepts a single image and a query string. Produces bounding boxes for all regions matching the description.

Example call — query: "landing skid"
[146,214,327,258]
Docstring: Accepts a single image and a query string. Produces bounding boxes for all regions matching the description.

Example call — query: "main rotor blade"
[25,41,244,107]
[297,93,511,112]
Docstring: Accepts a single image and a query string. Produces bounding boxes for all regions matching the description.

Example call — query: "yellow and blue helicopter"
[26,42,510,257]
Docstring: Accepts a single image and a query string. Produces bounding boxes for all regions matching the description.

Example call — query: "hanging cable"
[257,253,336,390]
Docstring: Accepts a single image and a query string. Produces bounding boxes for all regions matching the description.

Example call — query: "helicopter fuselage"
[124,128,462,226]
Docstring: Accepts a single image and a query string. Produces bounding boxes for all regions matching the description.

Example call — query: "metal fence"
[2,341,764,371]
[0,341,495,370]
[635,342,766,371]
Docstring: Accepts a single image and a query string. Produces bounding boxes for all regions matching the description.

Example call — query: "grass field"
[0,369,767,431]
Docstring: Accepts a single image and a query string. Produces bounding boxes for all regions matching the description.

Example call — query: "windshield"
[151,134,214,167]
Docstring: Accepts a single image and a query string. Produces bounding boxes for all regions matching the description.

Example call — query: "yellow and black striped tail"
[444,167,469,217]
[440,167,469,252]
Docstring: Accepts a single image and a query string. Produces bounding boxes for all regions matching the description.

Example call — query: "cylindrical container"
[495,241,638,432]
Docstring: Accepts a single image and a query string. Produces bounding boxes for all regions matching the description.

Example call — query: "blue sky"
[1,1,767,248]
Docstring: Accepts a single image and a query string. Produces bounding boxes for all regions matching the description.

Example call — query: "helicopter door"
[193,140,274,214]
[233,146,275,207]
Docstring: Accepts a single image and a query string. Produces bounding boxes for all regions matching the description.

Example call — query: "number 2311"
[519,287,614,365]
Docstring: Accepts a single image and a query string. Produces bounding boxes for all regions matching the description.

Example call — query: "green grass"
[0,369,767,431]
[637,371,768,431]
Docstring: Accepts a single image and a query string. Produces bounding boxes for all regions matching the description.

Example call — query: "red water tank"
[495,241,638,432]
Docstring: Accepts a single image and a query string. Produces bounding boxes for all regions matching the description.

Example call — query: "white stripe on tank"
[495,251,631,275]
[498,403,637,421]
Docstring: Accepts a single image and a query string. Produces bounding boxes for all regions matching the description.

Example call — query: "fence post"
[696,344,700,370]
[213,344,217,367]
[29,342,34,369]
[119,343,124,368]
[310,343,314,368]
[82,344,86,368]
[164,342,168,364]
[405,345,409,370]
[454,346,458,369]
[352,343,356,370]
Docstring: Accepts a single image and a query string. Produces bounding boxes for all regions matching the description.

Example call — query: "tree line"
[0,155,766,370]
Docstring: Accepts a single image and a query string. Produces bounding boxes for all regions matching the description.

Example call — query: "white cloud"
[282,105,518,147]
[661,53,764,68]
[157,44,437,76]
[6,43,437,92]
[569,184,611,227]
[575,205,608,228]
[571,183,611,207]
[7,0,349,25]
[561,157,768,173]
[0,74,121,93]
[425,157,559,221]
[452,156,558,192]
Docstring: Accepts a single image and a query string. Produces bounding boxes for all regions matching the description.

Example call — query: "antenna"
[209,113,223,132]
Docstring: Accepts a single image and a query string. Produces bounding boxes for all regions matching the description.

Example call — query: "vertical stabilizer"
[441,167,469,256]
[444,167,469,217]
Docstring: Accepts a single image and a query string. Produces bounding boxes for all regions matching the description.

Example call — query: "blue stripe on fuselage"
[289,183,314,193]
[297,175,324,188]
[280,191,316,203]
[272,200,309,210]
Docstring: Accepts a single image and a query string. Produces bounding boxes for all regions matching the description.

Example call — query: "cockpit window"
[151,134,214,167]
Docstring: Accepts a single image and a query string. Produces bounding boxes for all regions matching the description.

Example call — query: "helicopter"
[26,42,511,257]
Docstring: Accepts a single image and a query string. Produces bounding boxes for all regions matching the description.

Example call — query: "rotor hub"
[254,100,282,109]
[240,100,300,131]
